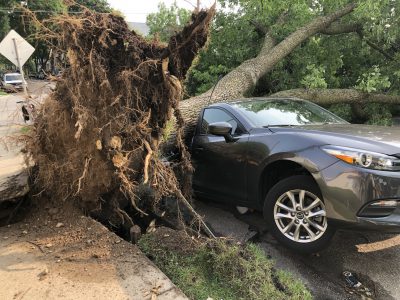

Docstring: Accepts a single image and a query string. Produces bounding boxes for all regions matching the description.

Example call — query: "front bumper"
[315,161,400,231]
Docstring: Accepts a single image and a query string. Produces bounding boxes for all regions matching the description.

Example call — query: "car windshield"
[232,99,347,127]
[5,74,22,81]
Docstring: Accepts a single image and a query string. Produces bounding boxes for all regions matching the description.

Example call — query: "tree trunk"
[271,89,400,105]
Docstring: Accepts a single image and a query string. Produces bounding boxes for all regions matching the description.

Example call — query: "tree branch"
[270,88,400,105]
[250,20,268,36]
[318,21,395,61]
[360,35,395,61]
[319,22,362,35]
[208,3,356,100]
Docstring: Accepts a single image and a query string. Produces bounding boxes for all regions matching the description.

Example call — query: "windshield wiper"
[263,124,297,128]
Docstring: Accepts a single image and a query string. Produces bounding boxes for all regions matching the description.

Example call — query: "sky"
[106,0,215,23]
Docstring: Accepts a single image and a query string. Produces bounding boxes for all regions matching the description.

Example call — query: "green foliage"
[328,104,352,122]
[186,64,230,95]
[138,233,312,300]
[186,8,261,96]
[355,66,391,93]
[301,64,328,89]
[365,103,393,126]
[20,125,31,133]
[353,0,400,44]
[0,13,10,40]
[70,0,111,13]
[0,0,112,73]
[146,2,191,43]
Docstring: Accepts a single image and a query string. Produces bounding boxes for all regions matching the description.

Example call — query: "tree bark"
[270,88,400,105]
[179,3,357,131]
[319,22,362,35]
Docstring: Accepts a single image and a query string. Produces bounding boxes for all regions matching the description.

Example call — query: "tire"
[263,175,335,253]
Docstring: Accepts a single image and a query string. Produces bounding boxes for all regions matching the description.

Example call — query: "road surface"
[196,201,400,300]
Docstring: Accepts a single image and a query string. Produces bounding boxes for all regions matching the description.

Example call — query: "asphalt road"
[195,201,400,300]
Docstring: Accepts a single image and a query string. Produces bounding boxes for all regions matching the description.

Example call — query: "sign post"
[12,38,28,94]
[0,30,35,95]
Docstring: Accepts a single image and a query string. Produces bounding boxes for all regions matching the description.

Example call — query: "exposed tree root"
[26,5,216,234]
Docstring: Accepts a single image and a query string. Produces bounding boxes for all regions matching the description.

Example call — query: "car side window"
[200,108,243,135]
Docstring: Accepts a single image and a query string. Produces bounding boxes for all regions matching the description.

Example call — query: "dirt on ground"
[145,226,204,255]
[0,202,187,300]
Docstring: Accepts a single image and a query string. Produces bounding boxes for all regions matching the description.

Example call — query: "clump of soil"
[144,226,203,255]
[27,6,215,225]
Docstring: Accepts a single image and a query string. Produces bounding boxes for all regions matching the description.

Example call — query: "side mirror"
[208,122,237,143]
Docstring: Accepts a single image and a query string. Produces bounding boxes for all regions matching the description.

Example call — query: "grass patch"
[162,119,174,142]
[0,90,7,96]
[138,227,312,300]
[20,126,31,134]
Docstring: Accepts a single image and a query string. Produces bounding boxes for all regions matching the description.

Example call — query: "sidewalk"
[0,93,29,202]
[0,213,188,300]
[0,80,54,202]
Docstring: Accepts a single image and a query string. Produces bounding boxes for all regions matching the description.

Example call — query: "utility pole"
[12,37,28,95]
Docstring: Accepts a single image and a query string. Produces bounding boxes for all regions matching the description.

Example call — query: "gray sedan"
[191,97,400,253]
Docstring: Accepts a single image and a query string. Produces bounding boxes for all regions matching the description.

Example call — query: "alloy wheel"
[273,189,327,243]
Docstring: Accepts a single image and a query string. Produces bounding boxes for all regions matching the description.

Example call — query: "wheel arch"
[258,159,321,206]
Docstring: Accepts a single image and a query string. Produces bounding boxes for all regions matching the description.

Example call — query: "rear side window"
[201,108,242,135]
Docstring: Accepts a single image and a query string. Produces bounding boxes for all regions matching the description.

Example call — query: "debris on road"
[343,271,373,299]
[343,271,362,288]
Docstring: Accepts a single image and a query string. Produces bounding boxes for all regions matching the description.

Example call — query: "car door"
[192,107,250,204]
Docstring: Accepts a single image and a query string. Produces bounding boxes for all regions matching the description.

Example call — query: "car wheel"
[263,175,335,253]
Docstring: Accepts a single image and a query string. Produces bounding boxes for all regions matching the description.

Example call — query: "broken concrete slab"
[0,214,188,300]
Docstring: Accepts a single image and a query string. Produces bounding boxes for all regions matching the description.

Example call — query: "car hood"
[269,124,400,156]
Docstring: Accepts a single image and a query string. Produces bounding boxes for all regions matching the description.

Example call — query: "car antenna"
[207,75,223,106]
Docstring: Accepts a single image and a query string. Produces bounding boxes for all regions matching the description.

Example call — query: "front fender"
[260,146,338,175]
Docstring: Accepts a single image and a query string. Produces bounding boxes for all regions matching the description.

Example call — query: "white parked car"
[1,73,24,92]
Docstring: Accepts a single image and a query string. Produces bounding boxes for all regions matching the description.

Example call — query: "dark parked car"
[191,97,400,253]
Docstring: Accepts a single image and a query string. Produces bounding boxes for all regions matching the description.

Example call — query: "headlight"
[322,146,400,171]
